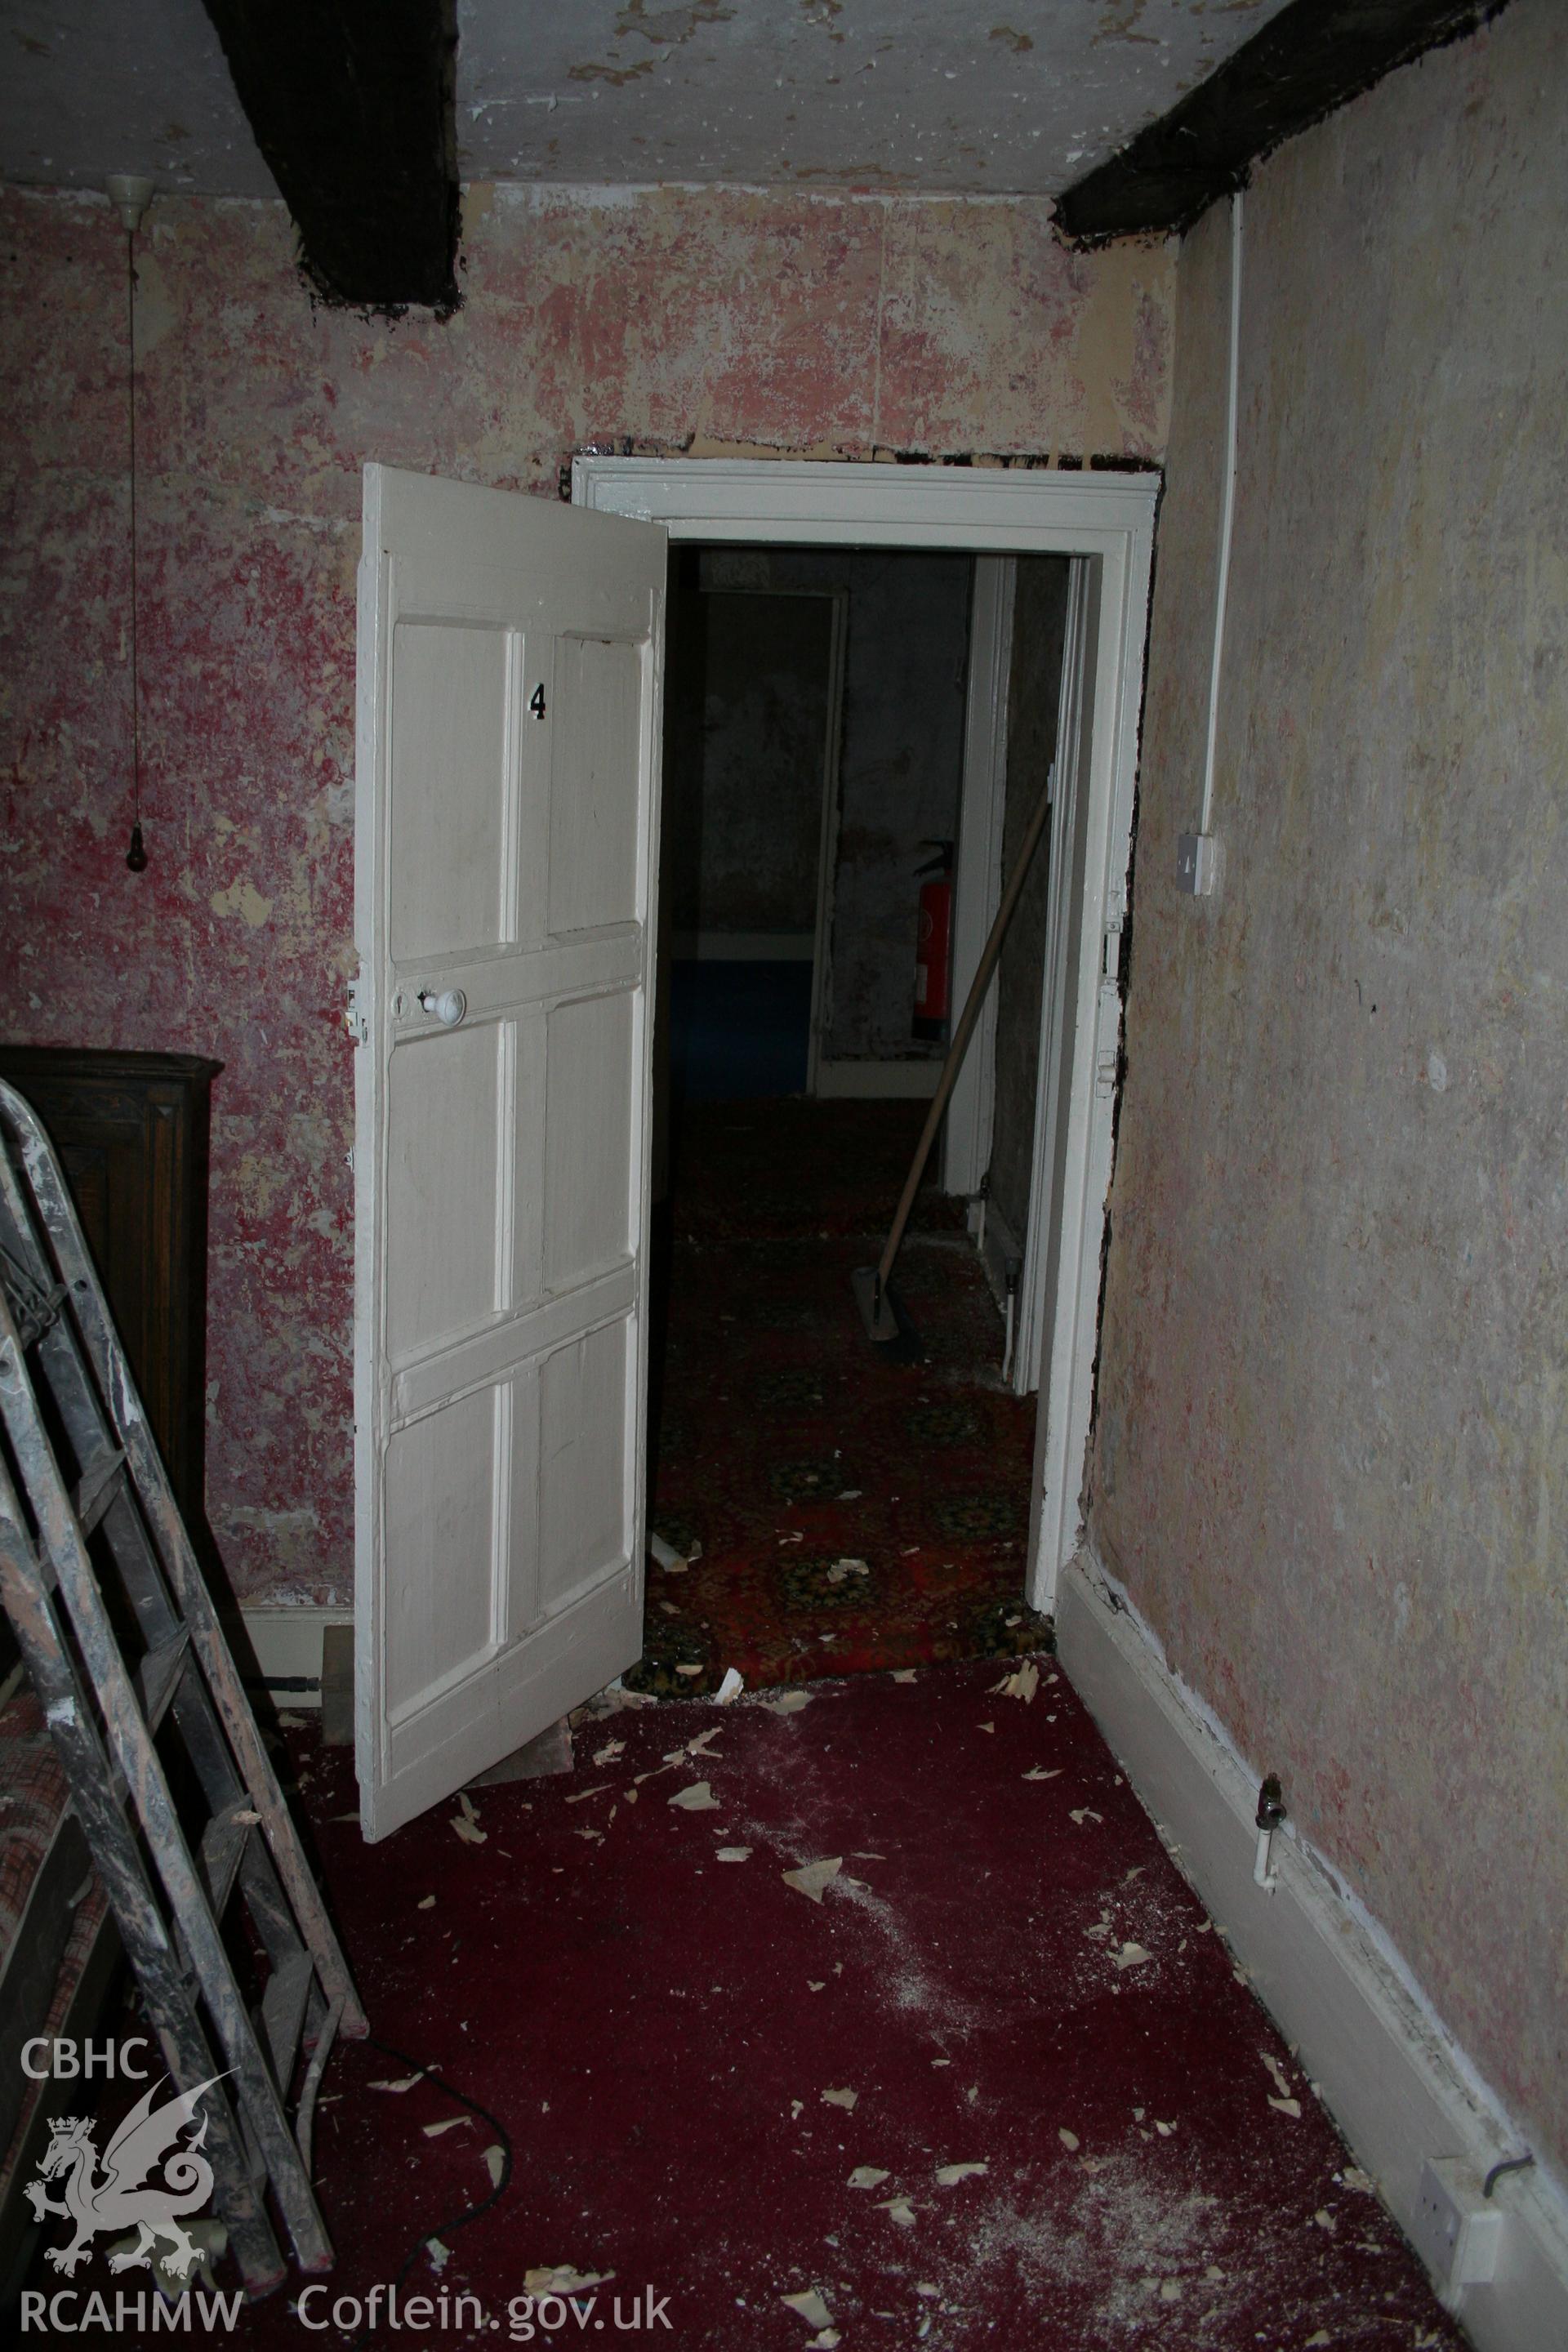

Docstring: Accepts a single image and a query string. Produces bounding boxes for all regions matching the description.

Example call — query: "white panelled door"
[353,465,666,1840]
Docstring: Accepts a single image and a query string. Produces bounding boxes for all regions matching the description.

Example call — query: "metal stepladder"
[0,1078,367,2297]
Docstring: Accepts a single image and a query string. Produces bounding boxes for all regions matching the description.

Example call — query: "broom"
[853,762,1056,1348]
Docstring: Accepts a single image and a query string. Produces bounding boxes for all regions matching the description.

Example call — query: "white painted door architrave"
[573,457,1157,1615]
[942,554,1016,1203]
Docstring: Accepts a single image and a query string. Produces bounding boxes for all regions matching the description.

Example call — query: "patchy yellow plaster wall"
[1093,0,1568,2179]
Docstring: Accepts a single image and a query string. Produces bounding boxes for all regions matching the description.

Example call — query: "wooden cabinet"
[0,1048,221,1532]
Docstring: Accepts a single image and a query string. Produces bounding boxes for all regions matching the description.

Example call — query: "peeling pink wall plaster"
[0,182,1172,1607]
[1091,0,1567,2177]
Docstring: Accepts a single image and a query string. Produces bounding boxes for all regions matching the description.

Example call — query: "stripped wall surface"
[822,551,971,1065]
[0,180,1173,1606]
[1090,0,1567,2179]
[663,582,832,939]
[673,545,975,1067]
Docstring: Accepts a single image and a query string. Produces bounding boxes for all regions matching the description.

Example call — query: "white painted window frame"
[573,457,1157,1614]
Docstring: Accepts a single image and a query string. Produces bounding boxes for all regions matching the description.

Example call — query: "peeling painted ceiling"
[455,0,1292,196]
[1,0,1296,204]
[1,0,277,199]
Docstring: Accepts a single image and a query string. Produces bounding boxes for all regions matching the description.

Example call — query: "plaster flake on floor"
[70,1659,1463,2349]
[0,178,1173,1607]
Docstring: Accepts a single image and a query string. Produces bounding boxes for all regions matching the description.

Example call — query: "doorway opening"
[635,537,1076,1695]
[576,457,1158,1647]
[661,544,977,1105]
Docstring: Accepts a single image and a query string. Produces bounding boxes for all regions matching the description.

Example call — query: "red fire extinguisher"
[912,840,955,1042]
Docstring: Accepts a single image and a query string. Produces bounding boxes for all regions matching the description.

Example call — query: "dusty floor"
[39,1659,1468,2349]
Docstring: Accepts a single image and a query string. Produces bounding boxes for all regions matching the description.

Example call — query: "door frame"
[941,555,1016,1199]
[573,457,1157,1617]
[804,590,849,1098]
[1013,559,1091,1403]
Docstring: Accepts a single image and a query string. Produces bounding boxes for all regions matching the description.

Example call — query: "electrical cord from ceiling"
[1198,188,1244,840]
[123,221,148,874]
[107,176,154,871]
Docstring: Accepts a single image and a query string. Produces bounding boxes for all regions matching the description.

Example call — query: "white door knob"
[419,987,467,1027]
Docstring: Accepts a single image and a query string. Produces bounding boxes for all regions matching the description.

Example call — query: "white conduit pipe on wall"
[1199,189,1245,839]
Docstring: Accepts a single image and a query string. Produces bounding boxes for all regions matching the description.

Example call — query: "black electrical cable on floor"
[341,2034,515,2345]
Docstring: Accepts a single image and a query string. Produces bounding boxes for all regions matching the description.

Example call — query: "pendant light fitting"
[107,175,154,234]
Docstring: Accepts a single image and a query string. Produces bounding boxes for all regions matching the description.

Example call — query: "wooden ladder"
[0,1077,366,2298]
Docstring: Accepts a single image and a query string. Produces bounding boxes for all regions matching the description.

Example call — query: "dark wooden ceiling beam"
[1056,0,1512,243]
[201,0,459,312]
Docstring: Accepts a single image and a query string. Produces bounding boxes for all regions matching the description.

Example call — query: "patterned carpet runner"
[630,1100,1051,1695]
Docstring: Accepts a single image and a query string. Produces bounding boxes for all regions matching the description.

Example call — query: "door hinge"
[1094,977,1121,1101]
[1103,882,1127,978]
[345,976,368,1046]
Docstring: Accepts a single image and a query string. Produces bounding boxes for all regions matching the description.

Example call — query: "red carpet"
[40,1661,1463,2346]
[635,1104,1049,1695]
[662,1100,968,1247]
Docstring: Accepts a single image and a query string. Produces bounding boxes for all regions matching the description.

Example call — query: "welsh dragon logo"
[25,2073,223,2280]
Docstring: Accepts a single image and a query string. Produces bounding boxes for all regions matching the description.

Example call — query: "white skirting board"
[1057,1551,1568,2350]
[229,1604,351,1710]
[814,1058,942,1099]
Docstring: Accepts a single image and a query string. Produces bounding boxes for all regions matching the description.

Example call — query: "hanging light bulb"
[108,176,154,873]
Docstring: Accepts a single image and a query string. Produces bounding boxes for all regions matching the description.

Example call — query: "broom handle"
[876,765,1055,1294]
